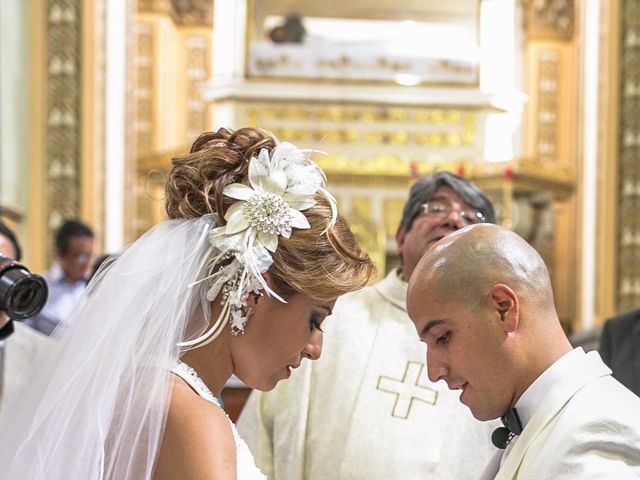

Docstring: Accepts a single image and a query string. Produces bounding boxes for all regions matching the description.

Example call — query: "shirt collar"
[514,347,584,428]
[374,269,407,312]
[49,262,87,285]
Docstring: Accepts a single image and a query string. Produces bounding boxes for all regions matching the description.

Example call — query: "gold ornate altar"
[12,0,636,336]
[126,0,583,329]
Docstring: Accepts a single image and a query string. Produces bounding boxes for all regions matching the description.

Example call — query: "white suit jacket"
[494,350,640,479]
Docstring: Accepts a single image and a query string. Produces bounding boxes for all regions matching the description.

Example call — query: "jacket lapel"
[495,351,611,480]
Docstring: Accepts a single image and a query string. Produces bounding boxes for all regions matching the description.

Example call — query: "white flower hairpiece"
[177,142,337,349]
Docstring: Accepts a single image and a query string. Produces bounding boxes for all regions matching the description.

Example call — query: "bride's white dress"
[171,362,267,480]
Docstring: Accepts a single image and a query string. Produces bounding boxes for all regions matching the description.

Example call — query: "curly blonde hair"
[165,127,375,301]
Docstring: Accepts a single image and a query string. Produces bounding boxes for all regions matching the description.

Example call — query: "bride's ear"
[262,271,273,285]
[245,290,263,309]
[245,272,270,309]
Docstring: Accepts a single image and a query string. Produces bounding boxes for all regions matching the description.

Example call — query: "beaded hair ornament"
[177,142,337,349]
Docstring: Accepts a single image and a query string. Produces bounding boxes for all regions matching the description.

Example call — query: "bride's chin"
[237,365,292,391]
[242,375,280,392]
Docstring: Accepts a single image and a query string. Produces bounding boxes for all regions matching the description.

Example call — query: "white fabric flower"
[219,143,319,253]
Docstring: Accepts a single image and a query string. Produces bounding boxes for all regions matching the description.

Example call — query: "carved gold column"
[130,0,213,241]
[80,0,107,252]
[616,0,640,313]
[29,0,87,269]
[591,0,620,323]
[521,0,578,330]
[29,1,48,270]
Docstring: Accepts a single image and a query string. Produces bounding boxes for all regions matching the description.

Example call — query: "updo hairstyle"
[165,127,376,301]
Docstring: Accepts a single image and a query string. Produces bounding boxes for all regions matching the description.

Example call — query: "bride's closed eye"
[309,313,324,332]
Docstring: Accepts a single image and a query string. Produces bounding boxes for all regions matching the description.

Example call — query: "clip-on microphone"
[491,408,523,449]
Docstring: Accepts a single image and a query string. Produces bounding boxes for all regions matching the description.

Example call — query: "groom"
[408,224,640,479]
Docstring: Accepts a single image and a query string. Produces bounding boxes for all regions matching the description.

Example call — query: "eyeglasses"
[64,252,93,265]
[421,200,486,225]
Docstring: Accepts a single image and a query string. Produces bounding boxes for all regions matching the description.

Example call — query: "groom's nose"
[302,329,323,361]
[426,348,447,383]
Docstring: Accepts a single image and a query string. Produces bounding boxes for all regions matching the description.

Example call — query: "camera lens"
[0,265,48,320]
[9,276,43,313]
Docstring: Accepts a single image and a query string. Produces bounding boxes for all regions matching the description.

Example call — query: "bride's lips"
[285,363,301,378]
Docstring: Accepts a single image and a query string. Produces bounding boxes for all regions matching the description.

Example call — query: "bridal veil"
[0,215,216,479]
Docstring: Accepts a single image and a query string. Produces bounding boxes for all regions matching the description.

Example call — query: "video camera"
[0,254,48,321]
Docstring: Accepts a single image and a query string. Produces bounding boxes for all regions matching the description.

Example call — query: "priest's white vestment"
[492,349,640,479]
[237,270,497,479]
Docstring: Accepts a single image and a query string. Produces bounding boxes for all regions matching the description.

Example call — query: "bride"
[0,127,375,479]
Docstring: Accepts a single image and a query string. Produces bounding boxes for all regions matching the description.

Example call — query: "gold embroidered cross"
[377,361,438,419]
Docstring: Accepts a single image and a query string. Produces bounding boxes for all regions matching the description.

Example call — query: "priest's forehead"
[399,172,495,232]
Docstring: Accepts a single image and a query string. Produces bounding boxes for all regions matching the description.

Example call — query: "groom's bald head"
[412,224,555,314]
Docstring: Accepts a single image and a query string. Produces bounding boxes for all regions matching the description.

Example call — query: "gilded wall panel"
[522,0,575,40]
[185,35,210,141]
[245,102,482,164]
[618,0,640,312]
[536,49,560,162]
[46,0,82,241]
[132,21,156,241]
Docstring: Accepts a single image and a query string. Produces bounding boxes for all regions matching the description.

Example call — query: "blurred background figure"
[0,222,21,263]
[600,309,640,397]
[0,221,50,411]
[25,219,95,336]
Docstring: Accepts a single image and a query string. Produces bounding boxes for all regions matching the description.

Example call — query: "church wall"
[5,0,630,334]
[0,1,31,213]
[0,0,33,259]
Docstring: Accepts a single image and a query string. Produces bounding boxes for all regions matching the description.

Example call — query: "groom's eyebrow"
[421,319,448,339]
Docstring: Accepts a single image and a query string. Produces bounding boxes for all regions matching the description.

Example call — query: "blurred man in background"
[26,219,94,336]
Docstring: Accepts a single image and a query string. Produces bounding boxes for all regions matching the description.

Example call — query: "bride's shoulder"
[154,378,236,480]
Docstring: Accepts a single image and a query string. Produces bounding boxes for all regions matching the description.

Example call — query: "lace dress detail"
[171,361,267,480]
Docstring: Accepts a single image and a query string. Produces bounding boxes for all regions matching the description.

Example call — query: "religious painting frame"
[244,0,482,87]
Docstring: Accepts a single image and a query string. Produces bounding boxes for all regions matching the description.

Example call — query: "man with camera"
[0,221,50,411]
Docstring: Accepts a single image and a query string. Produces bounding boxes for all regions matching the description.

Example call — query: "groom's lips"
[455,383,470,402]
[449,381,468,392]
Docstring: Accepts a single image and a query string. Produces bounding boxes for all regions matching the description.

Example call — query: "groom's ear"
[487,283,519,334]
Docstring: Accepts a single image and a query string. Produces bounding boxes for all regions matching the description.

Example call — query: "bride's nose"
[302,329,323,361]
